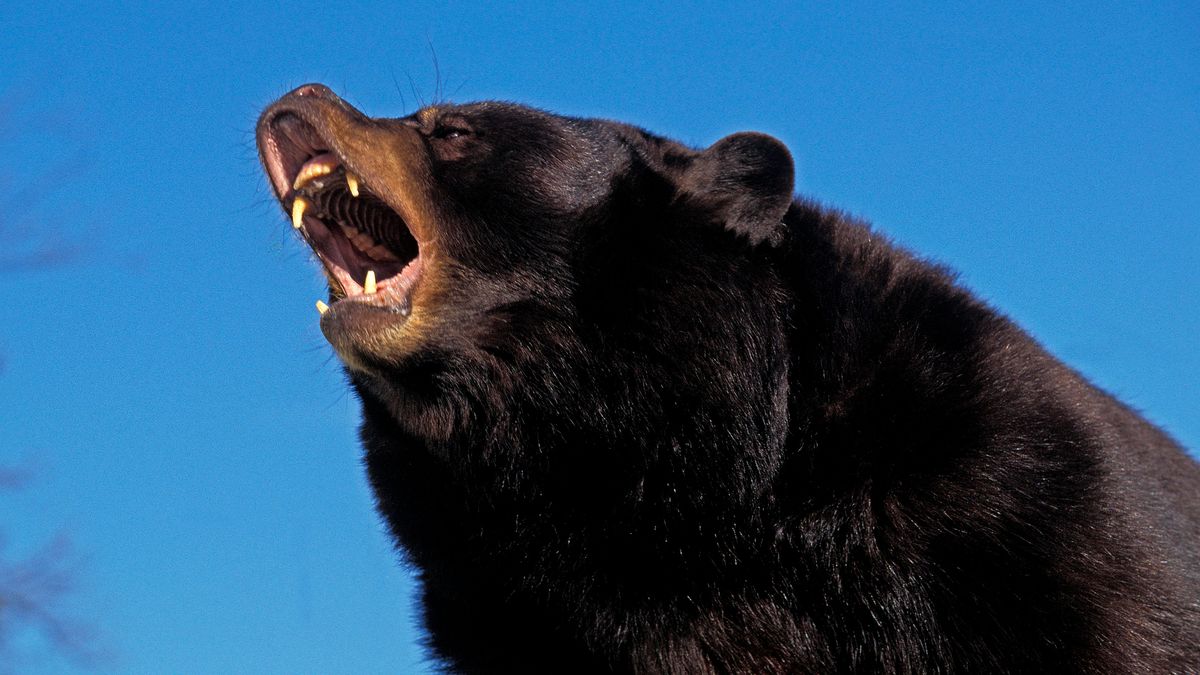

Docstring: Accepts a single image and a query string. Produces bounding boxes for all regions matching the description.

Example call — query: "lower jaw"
[317,267,423,372]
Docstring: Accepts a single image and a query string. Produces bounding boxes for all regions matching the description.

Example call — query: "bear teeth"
[293,153,361,199]
[292,197,307,230]
[337,222,399,262]
[293,153,340,190]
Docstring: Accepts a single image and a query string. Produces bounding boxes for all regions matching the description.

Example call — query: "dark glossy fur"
[323,103,1199,673]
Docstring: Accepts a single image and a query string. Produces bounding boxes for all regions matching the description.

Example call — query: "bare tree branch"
[0,88,94,274]
[0,533,105,666]
[0,89,107,669]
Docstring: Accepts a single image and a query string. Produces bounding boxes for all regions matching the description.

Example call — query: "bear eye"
[433,125,470,140]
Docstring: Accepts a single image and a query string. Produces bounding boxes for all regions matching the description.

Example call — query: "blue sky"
[1,2,1196,672]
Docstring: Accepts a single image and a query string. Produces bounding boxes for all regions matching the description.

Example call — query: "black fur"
[261,90,1200,673]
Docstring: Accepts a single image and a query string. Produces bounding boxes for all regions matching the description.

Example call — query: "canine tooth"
[292,198,307,229]
[364,270,377,294]
[346,171,360,197]
[316,300,329,315]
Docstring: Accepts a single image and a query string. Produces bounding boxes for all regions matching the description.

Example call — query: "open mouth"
[260,111,422,315]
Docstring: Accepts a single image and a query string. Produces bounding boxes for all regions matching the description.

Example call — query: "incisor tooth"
[293,162,334,190]
[316,300,329,315]
[346,171,360,197]
[364,270,377,294]
[292,198,307,229]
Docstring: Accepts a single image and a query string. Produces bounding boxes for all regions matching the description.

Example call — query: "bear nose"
[291,83,336,100]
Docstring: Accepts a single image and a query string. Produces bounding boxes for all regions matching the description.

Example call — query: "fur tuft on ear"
[680,132,795,245]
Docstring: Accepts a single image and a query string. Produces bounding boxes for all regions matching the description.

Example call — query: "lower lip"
[334,255,423,316]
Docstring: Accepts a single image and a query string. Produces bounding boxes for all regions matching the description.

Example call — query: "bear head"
[257,83,795,509]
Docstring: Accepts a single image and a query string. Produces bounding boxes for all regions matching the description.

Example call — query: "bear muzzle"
[256,83,445,369]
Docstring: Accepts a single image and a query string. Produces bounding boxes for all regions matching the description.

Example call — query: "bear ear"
[678,132,794,245]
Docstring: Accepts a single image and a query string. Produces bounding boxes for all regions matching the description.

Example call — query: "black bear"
[256,84,1200,673]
